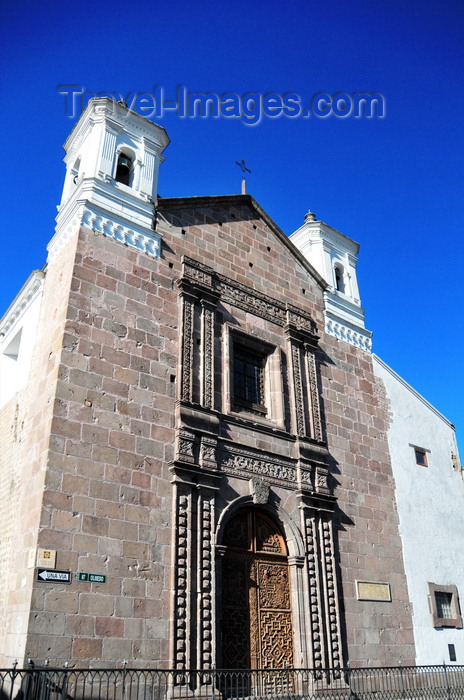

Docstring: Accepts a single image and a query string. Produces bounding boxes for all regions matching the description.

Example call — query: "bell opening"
[115,154,132,186]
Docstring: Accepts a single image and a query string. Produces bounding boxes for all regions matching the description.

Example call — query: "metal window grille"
[233,347,265,412]
[436,591,453,618]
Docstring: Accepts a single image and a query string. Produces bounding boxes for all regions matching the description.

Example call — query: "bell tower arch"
[50,97,170,261]
[290,210,372,351]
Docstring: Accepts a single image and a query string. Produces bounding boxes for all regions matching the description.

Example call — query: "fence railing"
[1,665,464,700]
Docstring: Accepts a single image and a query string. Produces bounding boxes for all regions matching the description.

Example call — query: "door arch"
[220,509,294,669]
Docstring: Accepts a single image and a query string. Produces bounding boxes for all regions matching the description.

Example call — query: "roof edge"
[372,353,455,430]
[156,194,328,291]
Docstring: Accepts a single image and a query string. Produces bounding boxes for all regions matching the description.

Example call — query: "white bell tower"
[290,211,372,351]
[49,97,170,260]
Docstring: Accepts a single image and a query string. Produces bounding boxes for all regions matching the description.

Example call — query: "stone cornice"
[63,97,170,158]
[291,219,360,256]
[48,199,162,262]
[0,270,45,336]
[325,315,372,352]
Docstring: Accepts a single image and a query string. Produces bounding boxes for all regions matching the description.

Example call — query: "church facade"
[0,97,459,669]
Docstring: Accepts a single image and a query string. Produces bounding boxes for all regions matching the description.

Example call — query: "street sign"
[37,568,71,584]
[76,572,106,583]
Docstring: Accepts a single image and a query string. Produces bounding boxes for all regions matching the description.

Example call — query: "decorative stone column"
[302,505,343,675]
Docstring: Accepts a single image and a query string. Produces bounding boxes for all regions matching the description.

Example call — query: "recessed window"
[334,264,345,293]
[233,346,266,414]
[414,447,428,467]
[428,583,462,628]
[226,329,285,428]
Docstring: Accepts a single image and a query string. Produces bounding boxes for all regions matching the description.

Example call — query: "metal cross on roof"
[235,160,251,194]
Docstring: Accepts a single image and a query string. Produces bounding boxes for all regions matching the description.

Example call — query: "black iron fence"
[1,665,464,700]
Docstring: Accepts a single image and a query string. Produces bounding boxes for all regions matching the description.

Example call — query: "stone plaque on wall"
[356,581,391,602]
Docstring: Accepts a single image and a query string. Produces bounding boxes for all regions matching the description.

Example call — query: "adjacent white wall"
[0,271,44,408]
[373,355,464,665]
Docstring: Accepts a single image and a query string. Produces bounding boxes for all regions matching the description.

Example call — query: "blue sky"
[1,0,463,447]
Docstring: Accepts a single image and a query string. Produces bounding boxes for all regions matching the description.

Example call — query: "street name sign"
[37,568,71,584]
[76,572,107,583]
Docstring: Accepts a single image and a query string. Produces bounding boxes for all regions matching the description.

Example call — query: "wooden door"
[221,510,294,669]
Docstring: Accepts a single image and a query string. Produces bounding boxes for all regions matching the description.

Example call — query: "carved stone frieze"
[182,256,214,288]
[299,467,313,488]
[215,276,287,326]
[218,443,296,485]
[181,257,318,333]
[184,264,214,289]
[286,304,318,337]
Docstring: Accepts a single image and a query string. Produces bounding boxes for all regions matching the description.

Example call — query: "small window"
[233,346,266,414]
[334,264,345,293]
[428,583,462,628]
[414,447,428,467]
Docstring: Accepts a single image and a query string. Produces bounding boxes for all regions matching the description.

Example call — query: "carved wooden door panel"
[221,510,294,669]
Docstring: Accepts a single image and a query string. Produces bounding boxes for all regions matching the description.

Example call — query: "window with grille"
[428,583,462,628]
[233,346,266,414]
[435,592,453,618]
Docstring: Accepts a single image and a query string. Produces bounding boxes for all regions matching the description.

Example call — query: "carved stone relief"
[320,517,342,674]
[182,256,319,337]
[199,435,217,470]
[197,490,215,669]
[201,300,215,409]
[180,293,195,403]
[218,444,296,485]
[176,428,196,464]
[250,477,270,504]
[174,488,190,670]
[304,513,324,673]
[290,341,306,437]
[303,509,343,674]
[305,345,323,442]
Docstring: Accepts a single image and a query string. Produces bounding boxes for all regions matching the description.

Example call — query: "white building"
[373,356,463,665]
[0,271,44,408]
